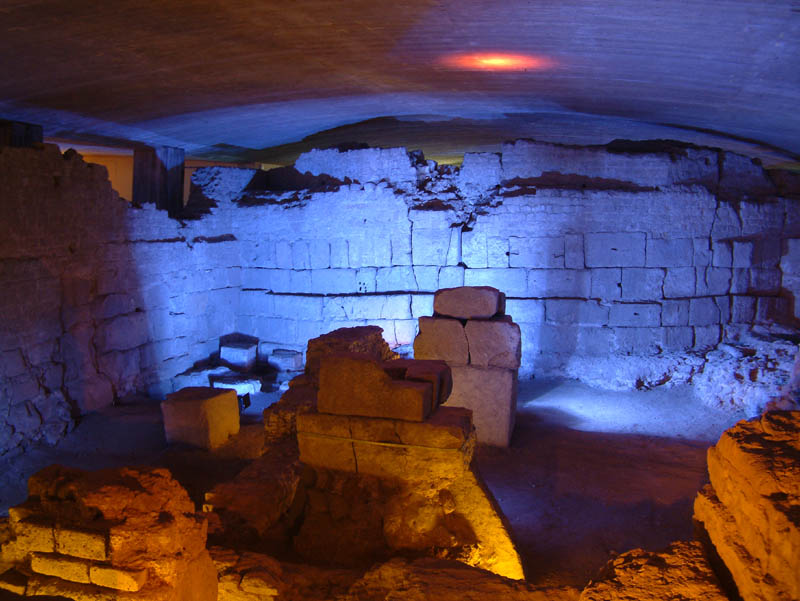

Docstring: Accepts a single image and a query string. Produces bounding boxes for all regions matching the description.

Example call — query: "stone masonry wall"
[2,140,798,453]
[0,144,241,456]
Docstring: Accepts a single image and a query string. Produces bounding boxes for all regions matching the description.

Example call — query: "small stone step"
[219,334,259,370]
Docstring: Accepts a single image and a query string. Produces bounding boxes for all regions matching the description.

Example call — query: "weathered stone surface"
[204,437,302,537]
[89,563,148,592]
[340,557,575,601]
[465,318,521,369]
[579,541,727,601]
[297,412,475,481]
[446,366,517,447]
[219,334,258,370]
[382,358,453,406]
[161,386,240,449]
[263,375,316,442]
[2,465,216,601]
[30,551,90,584]
[304,325,396,385]
[694,410,800,601]
[317,353,433,421]
[414,316,469,365]
[434,286,504,319]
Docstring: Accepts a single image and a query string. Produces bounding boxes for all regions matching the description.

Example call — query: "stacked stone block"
[0,465,217,600]
[294,352,524,580]
[693,410,800,601]
[414,286,521,447]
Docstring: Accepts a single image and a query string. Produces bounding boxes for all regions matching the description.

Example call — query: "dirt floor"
[0,378,747,590]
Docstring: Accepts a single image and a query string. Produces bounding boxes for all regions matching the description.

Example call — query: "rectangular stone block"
[376,266,416,292]
[446,365,516,447]
[414,316,468,365]
[614,327,664,355]
[693,238,712,267]
[462,231,488,268]
[646,238,693,267]
[608,303,661,327]
[661,300,689,326]
[564,234,584,269]
[689,297,720,326]
[309,269,358,294]
[433,286,503,319]
[464,268,527,296]
[694,325,721,349]
[219,337,257,370]
[696,267,731,296]
[730,296,756,323]
[732,241,754,268]
[663,267,696,298]
[382,359,453,406]
[89,564,148,592]
[591,268,621,299]
[438,266,465,289]
[504,299,544,323]
[664,327,694,351]
[317,354,433,421]
[411,294,434,318]
[585,233,645,267]
[748,268,781,295]
[413,266,438,292]
[487,237,509,267]
[621,268,664,300]
[464,318,521,368]
[509,236,564,268]
[297,407,471,450]
[711,241,732,267]
[545,300,609,326]
[527,269,591,298]
[10,518,54,555]
[30,552,90,584]
[55,526,108,561]
[161,387,240,450]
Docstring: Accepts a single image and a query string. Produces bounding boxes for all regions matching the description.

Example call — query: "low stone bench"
[161,386,239,450]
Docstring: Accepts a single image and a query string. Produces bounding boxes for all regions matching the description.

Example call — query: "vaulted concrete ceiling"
[1,0,798,165]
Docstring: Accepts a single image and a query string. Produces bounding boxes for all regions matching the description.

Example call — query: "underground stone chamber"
[0,140,798,600]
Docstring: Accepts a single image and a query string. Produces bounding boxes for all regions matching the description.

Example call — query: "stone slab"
[413,317,468,365]
[382,359,453,406]
[305,325,395,384]
[55,526,108,561]
[433,286,504,319]
[317,354,433,422]
[219,335,258,370]
[270,348,304,372]
[446,366,517,447]
[465,318,521,369]
[161,387,240,450]
[30,552,90,584]
[297,406,472,450]
[89,563,148,592]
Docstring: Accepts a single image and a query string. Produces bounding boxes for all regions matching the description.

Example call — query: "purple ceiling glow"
[0,0,797,164]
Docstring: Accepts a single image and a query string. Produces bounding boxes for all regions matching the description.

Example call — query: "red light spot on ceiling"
[440,52,555,72]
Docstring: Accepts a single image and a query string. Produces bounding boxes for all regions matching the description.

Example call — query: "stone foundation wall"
[0,145,241,455]
[2,140,798,453]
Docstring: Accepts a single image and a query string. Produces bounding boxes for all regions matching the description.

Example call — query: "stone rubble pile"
[414,286,521,446]
[0,465,217,600]
[693,410,800,601]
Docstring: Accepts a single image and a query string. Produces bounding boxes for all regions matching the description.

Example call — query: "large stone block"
[464,268,527,297]
[219,335,258,370]
[89,564,148,592]
[446,366,516,447]
[296,408,475,479]
[585,233,646,267]
[528,268,591,298]
[645,238,694,267]
[30,552,90,584]
[304,325,395,384]
[464,318,521,369]
[55,526,108,561]
[509,236,564,268]
[382,359,453,406]
[317,354,433,421]
[621,268,664,300]
[608,303,661,327]
[545,299,609,327]
[161,387,240,450]
[414,316,469,365]
[433,286,504,319]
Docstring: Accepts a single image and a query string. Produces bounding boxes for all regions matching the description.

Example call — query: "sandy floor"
[0,378,747,589]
